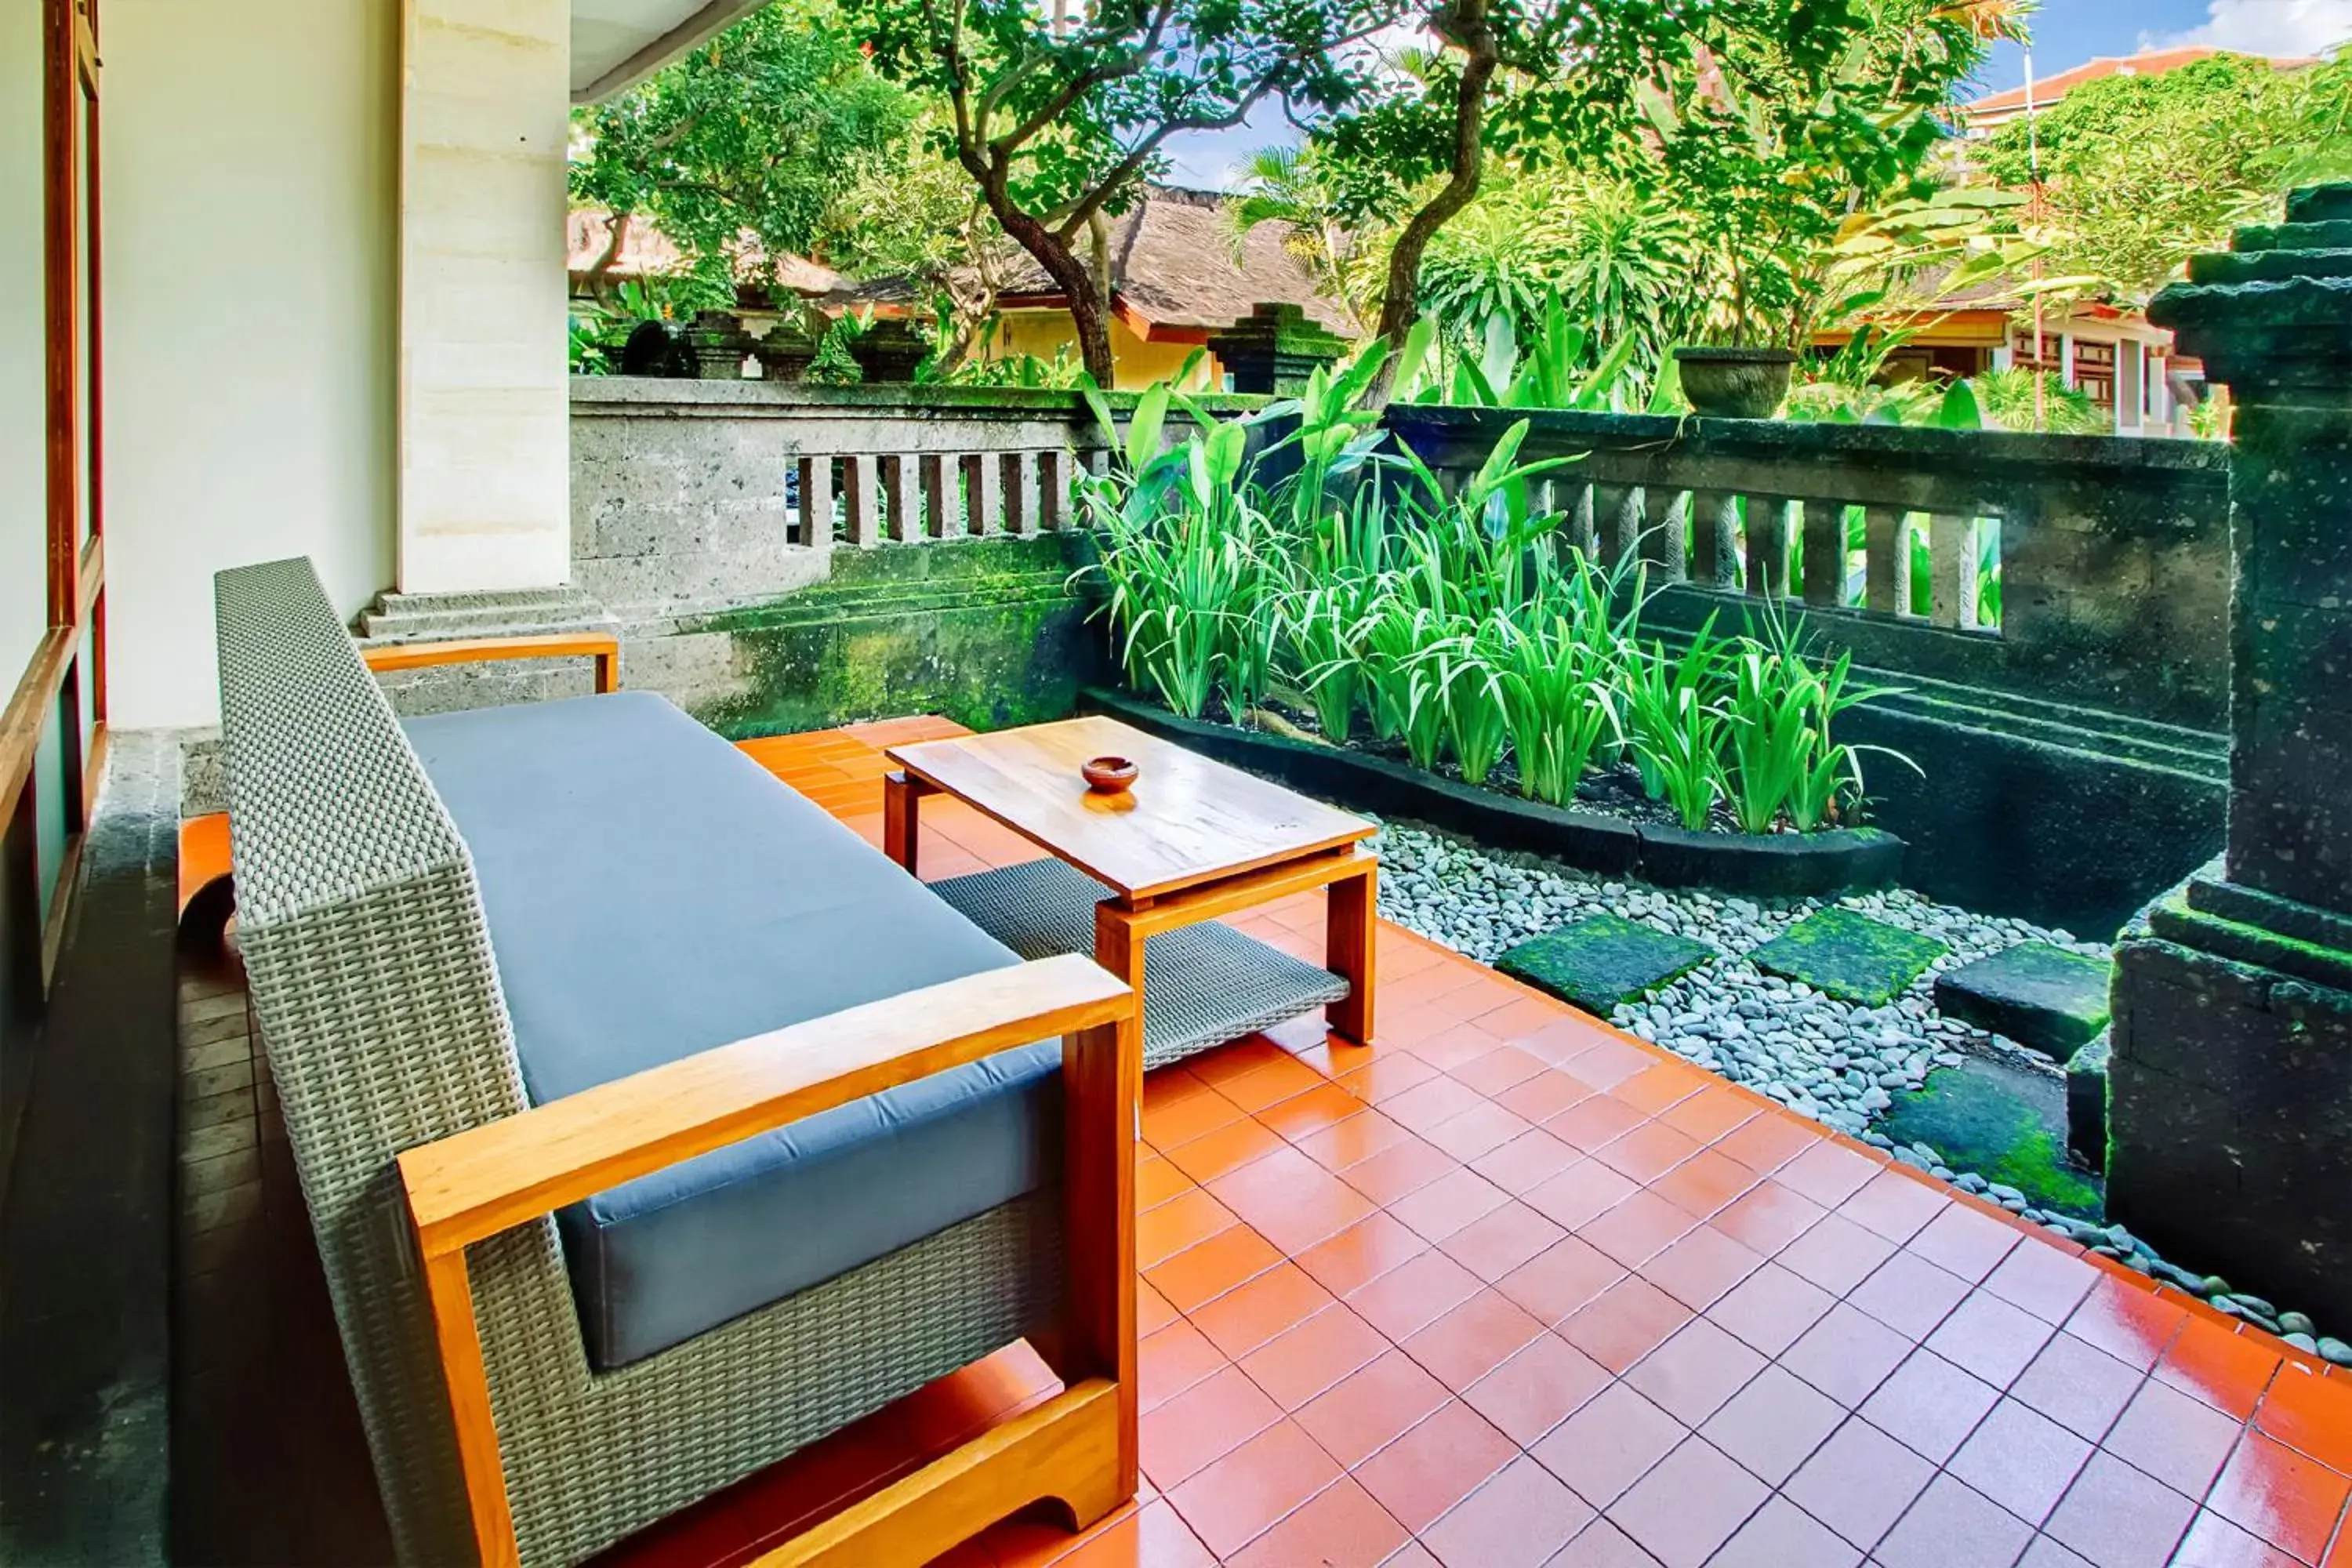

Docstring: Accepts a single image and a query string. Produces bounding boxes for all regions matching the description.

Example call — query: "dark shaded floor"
[169,935,394,1566]
[0,735,177,1566]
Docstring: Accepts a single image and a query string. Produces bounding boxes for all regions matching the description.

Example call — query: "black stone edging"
[1080,686,1905,898]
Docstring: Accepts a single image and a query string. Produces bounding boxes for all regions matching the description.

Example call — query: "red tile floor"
[601,717,2352,1568]
[172,717,2352,1568]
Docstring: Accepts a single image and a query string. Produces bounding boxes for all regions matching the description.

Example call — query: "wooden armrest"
[398,953,1132,1258]
[361,632,621,692]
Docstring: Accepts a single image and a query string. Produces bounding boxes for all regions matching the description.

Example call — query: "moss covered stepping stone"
[1880,1055,2103,1220]
[1497,914,1715,1016]
[1750,908,1947,1007]
[1933,942,2112,1061]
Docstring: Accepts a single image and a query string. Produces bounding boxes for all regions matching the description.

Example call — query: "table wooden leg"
[1094,902,1149,1099]
[1327,859,1377,1045]
[884,771,920,874]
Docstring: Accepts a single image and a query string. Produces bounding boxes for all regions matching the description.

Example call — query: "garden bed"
[1084,684,1906,898]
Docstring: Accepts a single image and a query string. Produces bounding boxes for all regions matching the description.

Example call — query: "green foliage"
[842,0,1379,382]
[570,1,919,302]
[1622,625,1726,828]
[1078,347,1912,834]
[1405,294,1650,412]
[1622,0,1999,350]
[1969,369,2112,437]
[568,312,613,376]
[826,116,1022,372]
[804,314,870,385]
[1980,53,2352,307]
[1729,604,1912,833]
[1428,633,1509,786]
[1491,608,1623,807]
[1226,147,1365,326]
[926,343,1088,389]
[568,278,686,375]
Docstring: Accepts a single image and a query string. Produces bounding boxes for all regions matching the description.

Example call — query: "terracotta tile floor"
[175,717,2352,1568]
[712,720,2352,1568]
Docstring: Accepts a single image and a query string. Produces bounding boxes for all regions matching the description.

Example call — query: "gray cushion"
[403,692,1058,1370]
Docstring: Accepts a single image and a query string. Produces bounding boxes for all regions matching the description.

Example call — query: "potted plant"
[1636,18,1986,419]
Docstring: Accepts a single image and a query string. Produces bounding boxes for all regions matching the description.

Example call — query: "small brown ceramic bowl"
[1082,755,1140,794]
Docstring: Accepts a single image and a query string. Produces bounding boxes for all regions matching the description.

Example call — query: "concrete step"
[1933,942,2114,1062]
[355,584,615,642]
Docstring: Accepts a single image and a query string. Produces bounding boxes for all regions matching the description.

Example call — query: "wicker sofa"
[213,558,1139,1567]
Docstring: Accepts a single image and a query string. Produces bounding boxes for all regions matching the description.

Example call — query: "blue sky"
[1161,0,2350,189]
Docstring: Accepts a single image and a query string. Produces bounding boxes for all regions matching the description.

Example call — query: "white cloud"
[2141,0,2352,55]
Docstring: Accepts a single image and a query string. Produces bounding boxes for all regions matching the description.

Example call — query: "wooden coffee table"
[884,716,1378,1065]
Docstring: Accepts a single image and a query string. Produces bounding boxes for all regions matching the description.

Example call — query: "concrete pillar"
[397,0,571,593]
[2107,183,2352,1328]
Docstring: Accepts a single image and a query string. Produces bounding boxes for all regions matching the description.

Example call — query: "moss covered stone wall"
[626,535,1099,739]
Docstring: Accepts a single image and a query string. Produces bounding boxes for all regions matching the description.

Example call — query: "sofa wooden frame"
[397,950,1142,1567]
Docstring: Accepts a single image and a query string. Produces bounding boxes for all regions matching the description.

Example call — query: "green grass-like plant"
[1491,617,1620,806]
[1427,634,1510,786]
[1076,340,1918,834]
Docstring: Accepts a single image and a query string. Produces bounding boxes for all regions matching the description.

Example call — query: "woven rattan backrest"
[215,557,527,1562]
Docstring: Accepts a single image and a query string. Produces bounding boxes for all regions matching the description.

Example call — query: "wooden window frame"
[4,0,105,988]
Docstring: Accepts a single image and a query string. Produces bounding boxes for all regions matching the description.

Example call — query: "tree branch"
[1371,0,1498,390]
[993,0,1174,153]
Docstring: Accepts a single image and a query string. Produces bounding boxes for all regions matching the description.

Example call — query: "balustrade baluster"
[1864,506,1913,615]
[1688,489,1741,589]
[841,455,880,548]
[795,456,835,547]
[1594,485,1642,568]
[1006,452,1040,535]
[1565,482,1598,558]
[917,455,953,539]
[1746,496,1792,597]
[882,456,920,543]
[1801,499,1842,607]
[963,454,1003,535]
[1040,450,1075,531]
[1643,490,1690,583]
[1929,513,1984,630]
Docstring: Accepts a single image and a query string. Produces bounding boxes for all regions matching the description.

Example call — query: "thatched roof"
[569,186,1359,337]
[996,185,1358,337]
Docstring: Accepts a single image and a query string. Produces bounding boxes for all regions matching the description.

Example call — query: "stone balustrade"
[1382,405,2233,730]
[557,377,2234,931]
[570,380,1109,600]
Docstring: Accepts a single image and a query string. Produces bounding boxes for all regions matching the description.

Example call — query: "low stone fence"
[1385,406,2235,932]
[546,379,2236,932]
[1383,405,2234,731]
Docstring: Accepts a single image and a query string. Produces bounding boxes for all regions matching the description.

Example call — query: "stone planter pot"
[1673,346,1799,419]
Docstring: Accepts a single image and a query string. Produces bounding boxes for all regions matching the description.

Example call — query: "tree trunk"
[1089,209,1117,376]
[585,210,632,301]
[990,206,1116,385]
[1369,0,1498,401]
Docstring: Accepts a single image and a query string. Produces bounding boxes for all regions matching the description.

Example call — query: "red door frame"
[3,0,106,984]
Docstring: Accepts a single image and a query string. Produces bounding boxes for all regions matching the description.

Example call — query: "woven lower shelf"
[930,858,1349,1070]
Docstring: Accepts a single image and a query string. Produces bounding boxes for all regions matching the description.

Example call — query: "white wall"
[102,0,400,728]
[2,0,45,681]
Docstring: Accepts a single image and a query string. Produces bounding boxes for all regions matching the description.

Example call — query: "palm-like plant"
[1549,179,1700,374]
[1225,146,1363,328]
